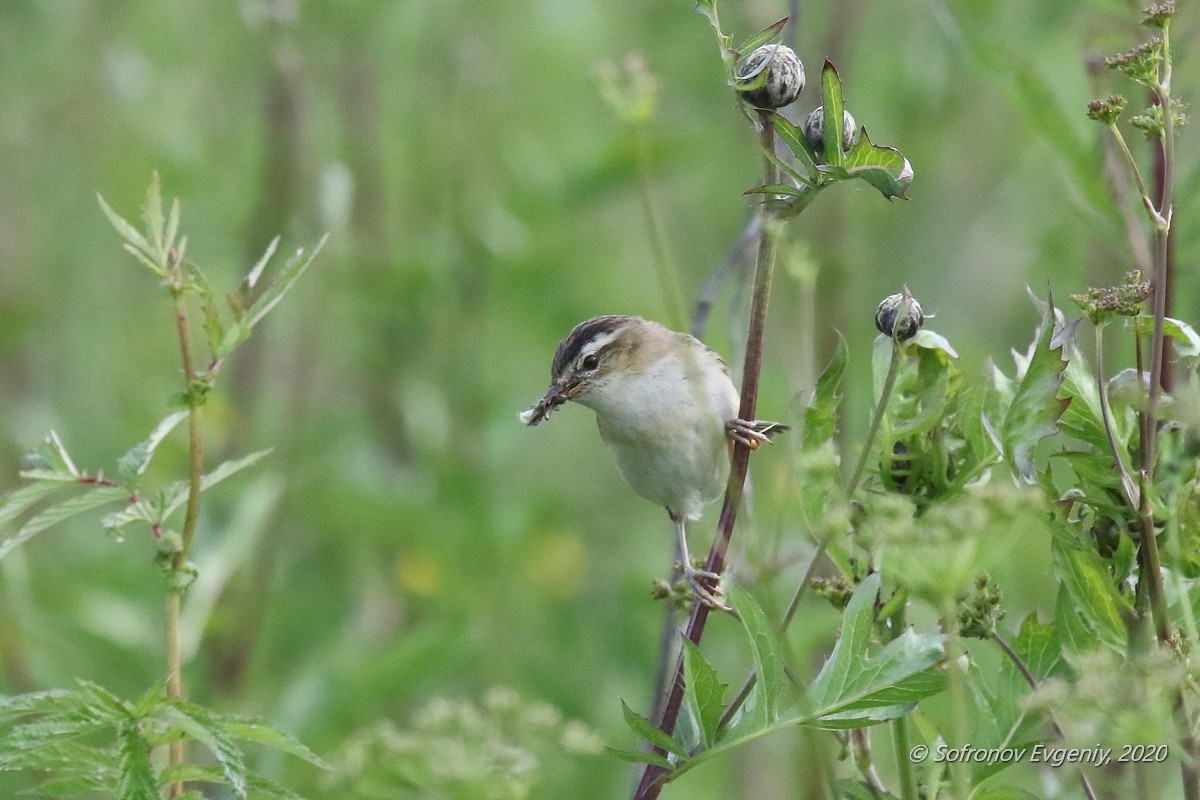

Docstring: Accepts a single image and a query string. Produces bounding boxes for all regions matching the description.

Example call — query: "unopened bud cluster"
[1070,270,1151,324]
[803,106,860,156]
[735,44,805,110]
[875,290,925,342]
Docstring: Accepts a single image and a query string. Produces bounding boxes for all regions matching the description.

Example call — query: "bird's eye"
[582,354,599,370]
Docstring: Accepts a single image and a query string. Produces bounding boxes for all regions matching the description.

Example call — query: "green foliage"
[0,681,325,799]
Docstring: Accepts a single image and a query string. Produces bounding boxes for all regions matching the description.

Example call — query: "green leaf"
[912,329,959,360]
[1051,522,1130,655]
[224,717,331,769]
[820,61,848,166]
[1162,315,1200,361]
[737,16,787,56]
[97,194,155,269]
[605,746,675,769]
[767,110,820,176]
[142,172,166,262]
[802,333,848,448]
[732,586,787,725]
[808,573,947,727]
[156,700,249,799]
[1001,297,1070,480]
[244,233,328,330]
[117,410,189,484]
[0,480,70,531]
[116,720,159,800]
[246,236,280,291]
[831,128,914,200]
[620,699,689,759]
[160,449,274,519]
[681,639,727,749]
[0,486,130,560]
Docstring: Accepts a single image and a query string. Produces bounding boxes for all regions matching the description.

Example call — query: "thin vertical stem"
[632,111,780,800]
[166,299,205,798]
[848,340,902,495]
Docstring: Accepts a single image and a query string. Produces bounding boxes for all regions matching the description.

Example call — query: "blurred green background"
[0,0,1196,797]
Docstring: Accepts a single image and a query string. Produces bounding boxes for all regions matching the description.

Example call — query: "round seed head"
[803,106,860,155]
[736,44,805,110]
[875,291,925,341]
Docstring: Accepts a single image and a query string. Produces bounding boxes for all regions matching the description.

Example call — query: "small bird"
[520,315,787,606]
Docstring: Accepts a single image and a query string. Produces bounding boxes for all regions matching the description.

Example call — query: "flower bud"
[803,106,859,155]
[875,290,924,341]
[735,44,804,110]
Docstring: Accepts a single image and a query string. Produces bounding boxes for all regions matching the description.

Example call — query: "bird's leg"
[673,514,729,610]
[725,418,790,450]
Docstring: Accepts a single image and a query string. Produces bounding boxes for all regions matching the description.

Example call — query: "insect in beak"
[519,381,577,426]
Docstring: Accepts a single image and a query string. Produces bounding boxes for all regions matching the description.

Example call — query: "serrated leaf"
[0,480,70,531]
[737,16,787,56]
[681,639,727,749]
[117,411,189,484]
[802,333,848,448]
[1001,297,1070,480]
[116,720,159,800]
[829,128,914,200]
[224,718,331,770]
[97,194,155,268]
[1051,523,1130,654]
[808,573,946,727]
[155,701,249,799]
[732,586,787,725]
[160,449,273,520]
[620,699,689,759]
[0,688,77,720]
[142,173,166,261]
[161,764,305,800]
[244,233,328,330]
[605,746,675,769]
[0,486,130,560]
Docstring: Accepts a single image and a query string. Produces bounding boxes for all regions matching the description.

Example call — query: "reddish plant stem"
[632,112,780,800]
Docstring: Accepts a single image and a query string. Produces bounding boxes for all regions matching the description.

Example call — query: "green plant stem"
[943,600,970,800]
[635,127,688,332]
[632,110,781,800]
[1094,326,1139,508]
[167,299,205,798]
[990,632,1099,800]
[848,339,903,495]
[889,602,918,800]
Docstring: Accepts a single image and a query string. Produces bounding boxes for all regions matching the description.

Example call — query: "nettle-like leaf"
[682,639,727,750]
[801,333,848,448]
[116,410,189,485]
[999,296,1071,480]
[1,681,325,799]
[659,574,946,786]
[733,587,789,726]
[1050,520,1132,660]
[806,573,947,728]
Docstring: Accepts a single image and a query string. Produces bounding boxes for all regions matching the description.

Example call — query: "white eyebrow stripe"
[580,328,623,358]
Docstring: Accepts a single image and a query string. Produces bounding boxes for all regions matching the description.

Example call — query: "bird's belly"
[605,430,730,520]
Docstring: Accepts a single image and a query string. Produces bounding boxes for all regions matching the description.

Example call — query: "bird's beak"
[519,380,578,426]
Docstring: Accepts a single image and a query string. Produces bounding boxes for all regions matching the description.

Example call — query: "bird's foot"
[725,418,790,450]
[678,562,732,611]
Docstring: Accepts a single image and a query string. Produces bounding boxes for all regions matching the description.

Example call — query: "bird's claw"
[680,563,732,611]
[725,418,790,450]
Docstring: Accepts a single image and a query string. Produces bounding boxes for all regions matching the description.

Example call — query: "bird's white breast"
[579,348,739,520]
